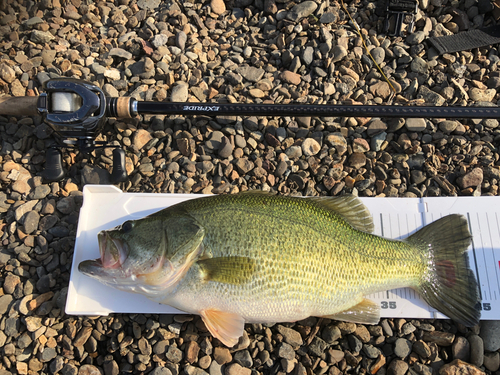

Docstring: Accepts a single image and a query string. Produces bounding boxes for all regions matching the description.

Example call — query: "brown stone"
[457,168,483,189]
[73,326,93,347]
[280,70,301,85]
[214,347,232,365]
[439,360,485,375]
[371,354,386,374]
[211,0,226,14]
[186,340,200,364]
[422,331,455,346]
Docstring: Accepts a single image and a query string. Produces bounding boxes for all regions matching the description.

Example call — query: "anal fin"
[320,298,380,324]
[200,309,245,347]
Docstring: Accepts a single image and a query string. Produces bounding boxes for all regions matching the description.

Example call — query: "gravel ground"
[2,0,500,374]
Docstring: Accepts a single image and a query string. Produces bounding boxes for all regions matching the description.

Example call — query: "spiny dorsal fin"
[310,195,374,233]
[319,298,380,324]
[198,256,256,284]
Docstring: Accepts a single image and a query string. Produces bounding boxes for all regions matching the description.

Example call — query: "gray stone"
[417,86,445,106]
[0,295,13,315]
[452,336,470,362]
[137,0,161,10]
[363,345,381,359]
[371,132,387,151]
[166,346,183,363]
[468,334,484,367]
[287,1,318,22]
[285,145,303,159]
[277,325,303,348]
[394,338,412,359]
[149,367,173,375]
[109,48,133,59]
[218,136,234,158]
[388,359,408,375]
[411,56,428,74]
[332,45,348,63]
[320,12,337,23]
[5,317,19,337]
[406,31,426,45]
[235,65,265,82]
[439,120,459,133]
[371,47,385,65]
[308,336,328,357]
[302,46,314,65]
[233,350,253,368]
[322,325,341,344]
[30,185,51,200]
[176,31,187,50]
[481,320,500,351]
[152,34,169,48]
[301,138,321,156]
[277,342,295,360]
[405,118,426,132]
[23,210,40,234]
[31,30,54,44]
[171,83,189,102]
[81,165,110,185]
[484,352,500,372]
[348,335,362,353]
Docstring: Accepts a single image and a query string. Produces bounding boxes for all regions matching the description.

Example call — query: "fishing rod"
[1,78,499,182]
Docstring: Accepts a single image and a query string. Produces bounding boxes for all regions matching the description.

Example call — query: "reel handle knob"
[110,148,128,183]
[42,148,65,182]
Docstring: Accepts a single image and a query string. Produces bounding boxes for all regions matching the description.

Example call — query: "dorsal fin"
[310,195,374,233]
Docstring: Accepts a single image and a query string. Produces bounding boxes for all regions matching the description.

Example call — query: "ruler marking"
[488,212,500,300]
[494,213,500,299]
[468,212,483,301]
[480,212,492,300]
[380,213,385,237]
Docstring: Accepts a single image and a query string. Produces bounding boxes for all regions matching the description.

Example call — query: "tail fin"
[406,214,481,327]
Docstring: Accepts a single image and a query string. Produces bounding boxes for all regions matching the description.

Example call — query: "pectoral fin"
[200,309,245,347]
[320,298,380,324]
[198,256,255,284]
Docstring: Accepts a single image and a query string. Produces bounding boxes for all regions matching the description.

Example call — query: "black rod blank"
[135,101,500,119]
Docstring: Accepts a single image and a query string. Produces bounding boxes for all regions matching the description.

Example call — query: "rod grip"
[107,97,135,118]
[0,96,39,116]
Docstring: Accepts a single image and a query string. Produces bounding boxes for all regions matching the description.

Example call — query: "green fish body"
[79,193,481,346]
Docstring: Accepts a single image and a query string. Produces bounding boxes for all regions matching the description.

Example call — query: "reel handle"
[0,96,39,116]
[42,148,65,182]
[110,148,128,183]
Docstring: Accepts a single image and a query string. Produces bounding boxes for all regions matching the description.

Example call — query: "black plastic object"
[377,0,418,36]
[110,149,128,184]
[42,148,65,182]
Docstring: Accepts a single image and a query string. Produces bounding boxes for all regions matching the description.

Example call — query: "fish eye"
[121,221,134,233]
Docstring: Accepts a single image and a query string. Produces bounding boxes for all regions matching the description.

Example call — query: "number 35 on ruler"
[381,301,396,309]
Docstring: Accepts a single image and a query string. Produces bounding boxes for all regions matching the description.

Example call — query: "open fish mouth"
[98,231,128,269]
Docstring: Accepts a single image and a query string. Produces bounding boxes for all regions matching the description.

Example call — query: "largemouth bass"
[79,193,481,346]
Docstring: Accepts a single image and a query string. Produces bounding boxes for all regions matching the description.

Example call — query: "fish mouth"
[98,231,128,269]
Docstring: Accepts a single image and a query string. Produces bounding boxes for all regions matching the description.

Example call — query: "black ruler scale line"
[486,212,497,300]
[480,212,492,300]
[495,213,500,298]
[468,212,484,301]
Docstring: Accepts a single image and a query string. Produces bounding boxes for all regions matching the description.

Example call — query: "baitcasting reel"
[37,78,127,183]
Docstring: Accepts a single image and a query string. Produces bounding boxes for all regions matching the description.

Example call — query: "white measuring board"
[66,185,499,321]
